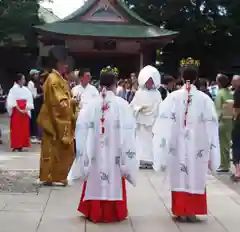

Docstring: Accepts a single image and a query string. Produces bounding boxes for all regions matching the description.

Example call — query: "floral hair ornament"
[180,57,200,68]
[100,65,119,75]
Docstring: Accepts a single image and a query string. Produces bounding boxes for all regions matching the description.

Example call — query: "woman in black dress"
[231,87,240,181]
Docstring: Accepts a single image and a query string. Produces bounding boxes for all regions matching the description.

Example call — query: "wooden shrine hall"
[35,0,177,78]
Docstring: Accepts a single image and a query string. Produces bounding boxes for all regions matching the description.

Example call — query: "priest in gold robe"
[37,46,76,186]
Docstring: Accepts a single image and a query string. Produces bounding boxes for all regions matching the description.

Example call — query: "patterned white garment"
[152,84,220,194]
[130,65,162,163]
[68,91,137,201]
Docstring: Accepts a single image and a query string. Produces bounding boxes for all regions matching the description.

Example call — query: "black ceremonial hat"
[48,46,68,62]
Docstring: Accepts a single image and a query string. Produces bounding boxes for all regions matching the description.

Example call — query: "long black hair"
[100,72,117,89]
[182,66,198,84]
[14,73,24,84]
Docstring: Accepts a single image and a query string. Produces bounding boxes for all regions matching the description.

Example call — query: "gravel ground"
[0,169,39,193]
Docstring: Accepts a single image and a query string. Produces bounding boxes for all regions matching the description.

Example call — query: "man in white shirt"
[72,68,99,112]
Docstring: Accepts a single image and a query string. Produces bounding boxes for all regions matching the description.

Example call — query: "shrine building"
[35,0,177,77]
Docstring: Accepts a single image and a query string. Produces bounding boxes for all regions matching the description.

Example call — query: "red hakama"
[78,178,128,223]
[10,99,30,149]
[172,191,207,216]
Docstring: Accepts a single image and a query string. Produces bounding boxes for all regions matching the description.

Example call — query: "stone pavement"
[0,114,240,231]
[0,165,240,232]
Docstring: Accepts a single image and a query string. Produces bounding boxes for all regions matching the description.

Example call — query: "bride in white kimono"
[130,65,162,169]
[68,69,137,223]
[152,61,220,222]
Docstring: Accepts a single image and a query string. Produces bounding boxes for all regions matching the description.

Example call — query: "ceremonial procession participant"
[152,58,220,222]
[69,68,137,223]
[130,65,162,169]
[7,73,33,152]
[72,68,99,112]
[37,46,76,186]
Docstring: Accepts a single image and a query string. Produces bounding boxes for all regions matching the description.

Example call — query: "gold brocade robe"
[37,70,76,183]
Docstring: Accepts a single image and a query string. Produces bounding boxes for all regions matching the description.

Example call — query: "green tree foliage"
[126,0,239,76]
[0,0,51,47]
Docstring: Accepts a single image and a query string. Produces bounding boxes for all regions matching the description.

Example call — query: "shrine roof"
[35,21,177,39]
[62,0,152,26]
[35,0,178,39]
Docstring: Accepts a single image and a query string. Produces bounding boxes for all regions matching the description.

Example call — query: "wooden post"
[140,52,144,70]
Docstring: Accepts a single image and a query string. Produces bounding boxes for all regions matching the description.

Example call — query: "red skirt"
[10,100,30,149]
[78,178,128,223]
[172,191,207,216]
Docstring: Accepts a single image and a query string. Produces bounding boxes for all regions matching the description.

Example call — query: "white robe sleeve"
[130,91,142,118]
[205,98,221,173]
[119,101,137,186]
[6,88,16,116]
[68,105,93,183]
[152,95,176,172]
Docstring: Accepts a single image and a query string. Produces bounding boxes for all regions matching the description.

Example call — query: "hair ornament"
[180,57,200,68]
[101,65,119,75]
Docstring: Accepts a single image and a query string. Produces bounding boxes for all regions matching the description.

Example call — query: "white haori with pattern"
[68,91,137,201]
[152,85,220,194]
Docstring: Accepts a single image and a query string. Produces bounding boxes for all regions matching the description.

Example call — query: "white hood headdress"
[138,65,161,89]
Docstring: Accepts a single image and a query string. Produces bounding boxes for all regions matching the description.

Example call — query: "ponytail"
[184,80,191,127]
[100,87,107,134]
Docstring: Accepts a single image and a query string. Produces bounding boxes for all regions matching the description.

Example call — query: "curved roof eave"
[35,22,178,40]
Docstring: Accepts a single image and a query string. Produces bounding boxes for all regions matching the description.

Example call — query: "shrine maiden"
[7,73,33,152]
[130,65,162,169]
[69,69,137,223]
[153,59,220,222]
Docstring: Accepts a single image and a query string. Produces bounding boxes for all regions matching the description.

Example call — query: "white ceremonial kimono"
[152,84,220,215]
[68,91,137,201]
[72,83,99,110]
[7,83,34,117]
[130,65,162,165]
